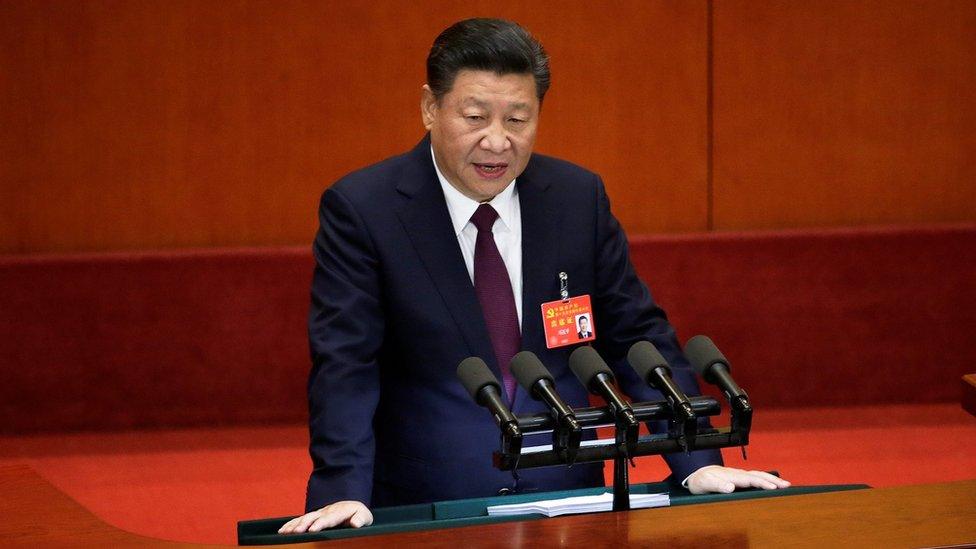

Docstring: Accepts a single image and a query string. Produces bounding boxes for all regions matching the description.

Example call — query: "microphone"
[684,335,750,410]
[627,341,697,449]
[510,351,581,464]
[684,335,753,450]
[457,357,522,451]
[569,346,638,457]
[568,346,633,418]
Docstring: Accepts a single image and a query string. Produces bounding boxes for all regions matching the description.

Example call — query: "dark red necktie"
[470,204,520,404]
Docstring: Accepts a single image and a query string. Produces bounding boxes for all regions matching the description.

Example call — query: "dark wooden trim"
[963,374,976,417]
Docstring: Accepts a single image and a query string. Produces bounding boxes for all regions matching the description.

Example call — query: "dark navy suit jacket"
[305,136,721,511]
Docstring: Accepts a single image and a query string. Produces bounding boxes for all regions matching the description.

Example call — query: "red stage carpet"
[2,403,974,545]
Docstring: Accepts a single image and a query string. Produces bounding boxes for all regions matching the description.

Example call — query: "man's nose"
[480,122,510,154]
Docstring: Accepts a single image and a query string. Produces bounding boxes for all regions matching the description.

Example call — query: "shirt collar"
[432,146,518,237]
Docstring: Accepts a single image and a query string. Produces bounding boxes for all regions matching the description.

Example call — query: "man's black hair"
[427,18,550,102]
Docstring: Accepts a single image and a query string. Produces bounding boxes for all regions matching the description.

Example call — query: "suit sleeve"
[305,186,384,511]
[588,174,723,482]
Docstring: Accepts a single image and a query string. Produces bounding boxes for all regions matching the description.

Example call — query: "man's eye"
[509,118,526,124]
[466,115,486,121]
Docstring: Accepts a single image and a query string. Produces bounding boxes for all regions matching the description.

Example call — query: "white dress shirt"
[432,148,523,329]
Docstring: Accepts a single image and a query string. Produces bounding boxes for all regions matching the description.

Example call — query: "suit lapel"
[395,137,497,373]
[395,141,565,410]
[513,160,563,412]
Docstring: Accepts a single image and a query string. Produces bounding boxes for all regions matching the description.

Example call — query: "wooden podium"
[2,464,974,547]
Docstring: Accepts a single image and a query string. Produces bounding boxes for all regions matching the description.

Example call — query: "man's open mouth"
[474,163,509,178]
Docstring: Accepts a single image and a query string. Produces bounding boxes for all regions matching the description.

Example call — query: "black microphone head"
[684,335,731,382]
[568,346,613,389]
[457,357,500,401]
[627,340,670,382]
[509,351,554,394]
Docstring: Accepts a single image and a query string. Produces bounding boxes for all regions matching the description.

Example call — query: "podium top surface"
[246,479,975,548]
[240,478,869,545]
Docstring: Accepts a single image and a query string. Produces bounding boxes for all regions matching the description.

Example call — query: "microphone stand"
[490,394,752,512]
[608,396,639,511]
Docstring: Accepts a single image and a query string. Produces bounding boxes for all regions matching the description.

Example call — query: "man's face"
[422,70,540,202]
[579,317,589,331]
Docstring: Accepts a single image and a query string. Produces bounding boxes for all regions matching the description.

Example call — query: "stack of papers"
[486,492,669,518]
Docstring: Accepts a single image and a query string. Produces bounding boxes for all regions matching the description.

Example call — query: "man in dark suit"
[280,18,788,535]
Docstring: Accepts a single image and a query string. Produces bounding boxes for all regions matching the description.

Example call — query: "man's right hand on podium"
[278,500,373,534]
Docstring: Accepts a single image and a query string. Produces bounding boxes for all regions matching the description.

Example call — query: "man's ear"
[421,85,437,130]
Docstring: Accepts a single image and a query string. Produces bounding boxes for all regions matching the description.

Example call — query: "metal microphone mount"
[489,376,752,512]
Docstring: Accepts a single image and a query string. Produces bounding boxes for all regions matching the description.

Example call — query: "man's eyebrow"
[458,98,533,111]
[459,97,490,109]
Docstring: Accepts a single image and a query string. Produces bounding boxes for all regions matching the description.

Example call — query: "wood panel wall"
[1,1,973,254]
[712,0,976,230]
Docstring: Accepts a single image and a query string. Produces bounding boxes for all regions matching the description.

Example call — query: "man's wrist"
[682,464,722,488]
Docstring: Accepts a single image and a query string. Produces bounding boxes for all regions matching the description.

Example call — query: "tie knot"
[470,203,499,233]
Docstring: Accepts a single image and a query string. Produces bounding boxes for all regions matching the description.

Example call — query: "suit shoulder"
[325,149,412,204]
[525,153,600,187]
